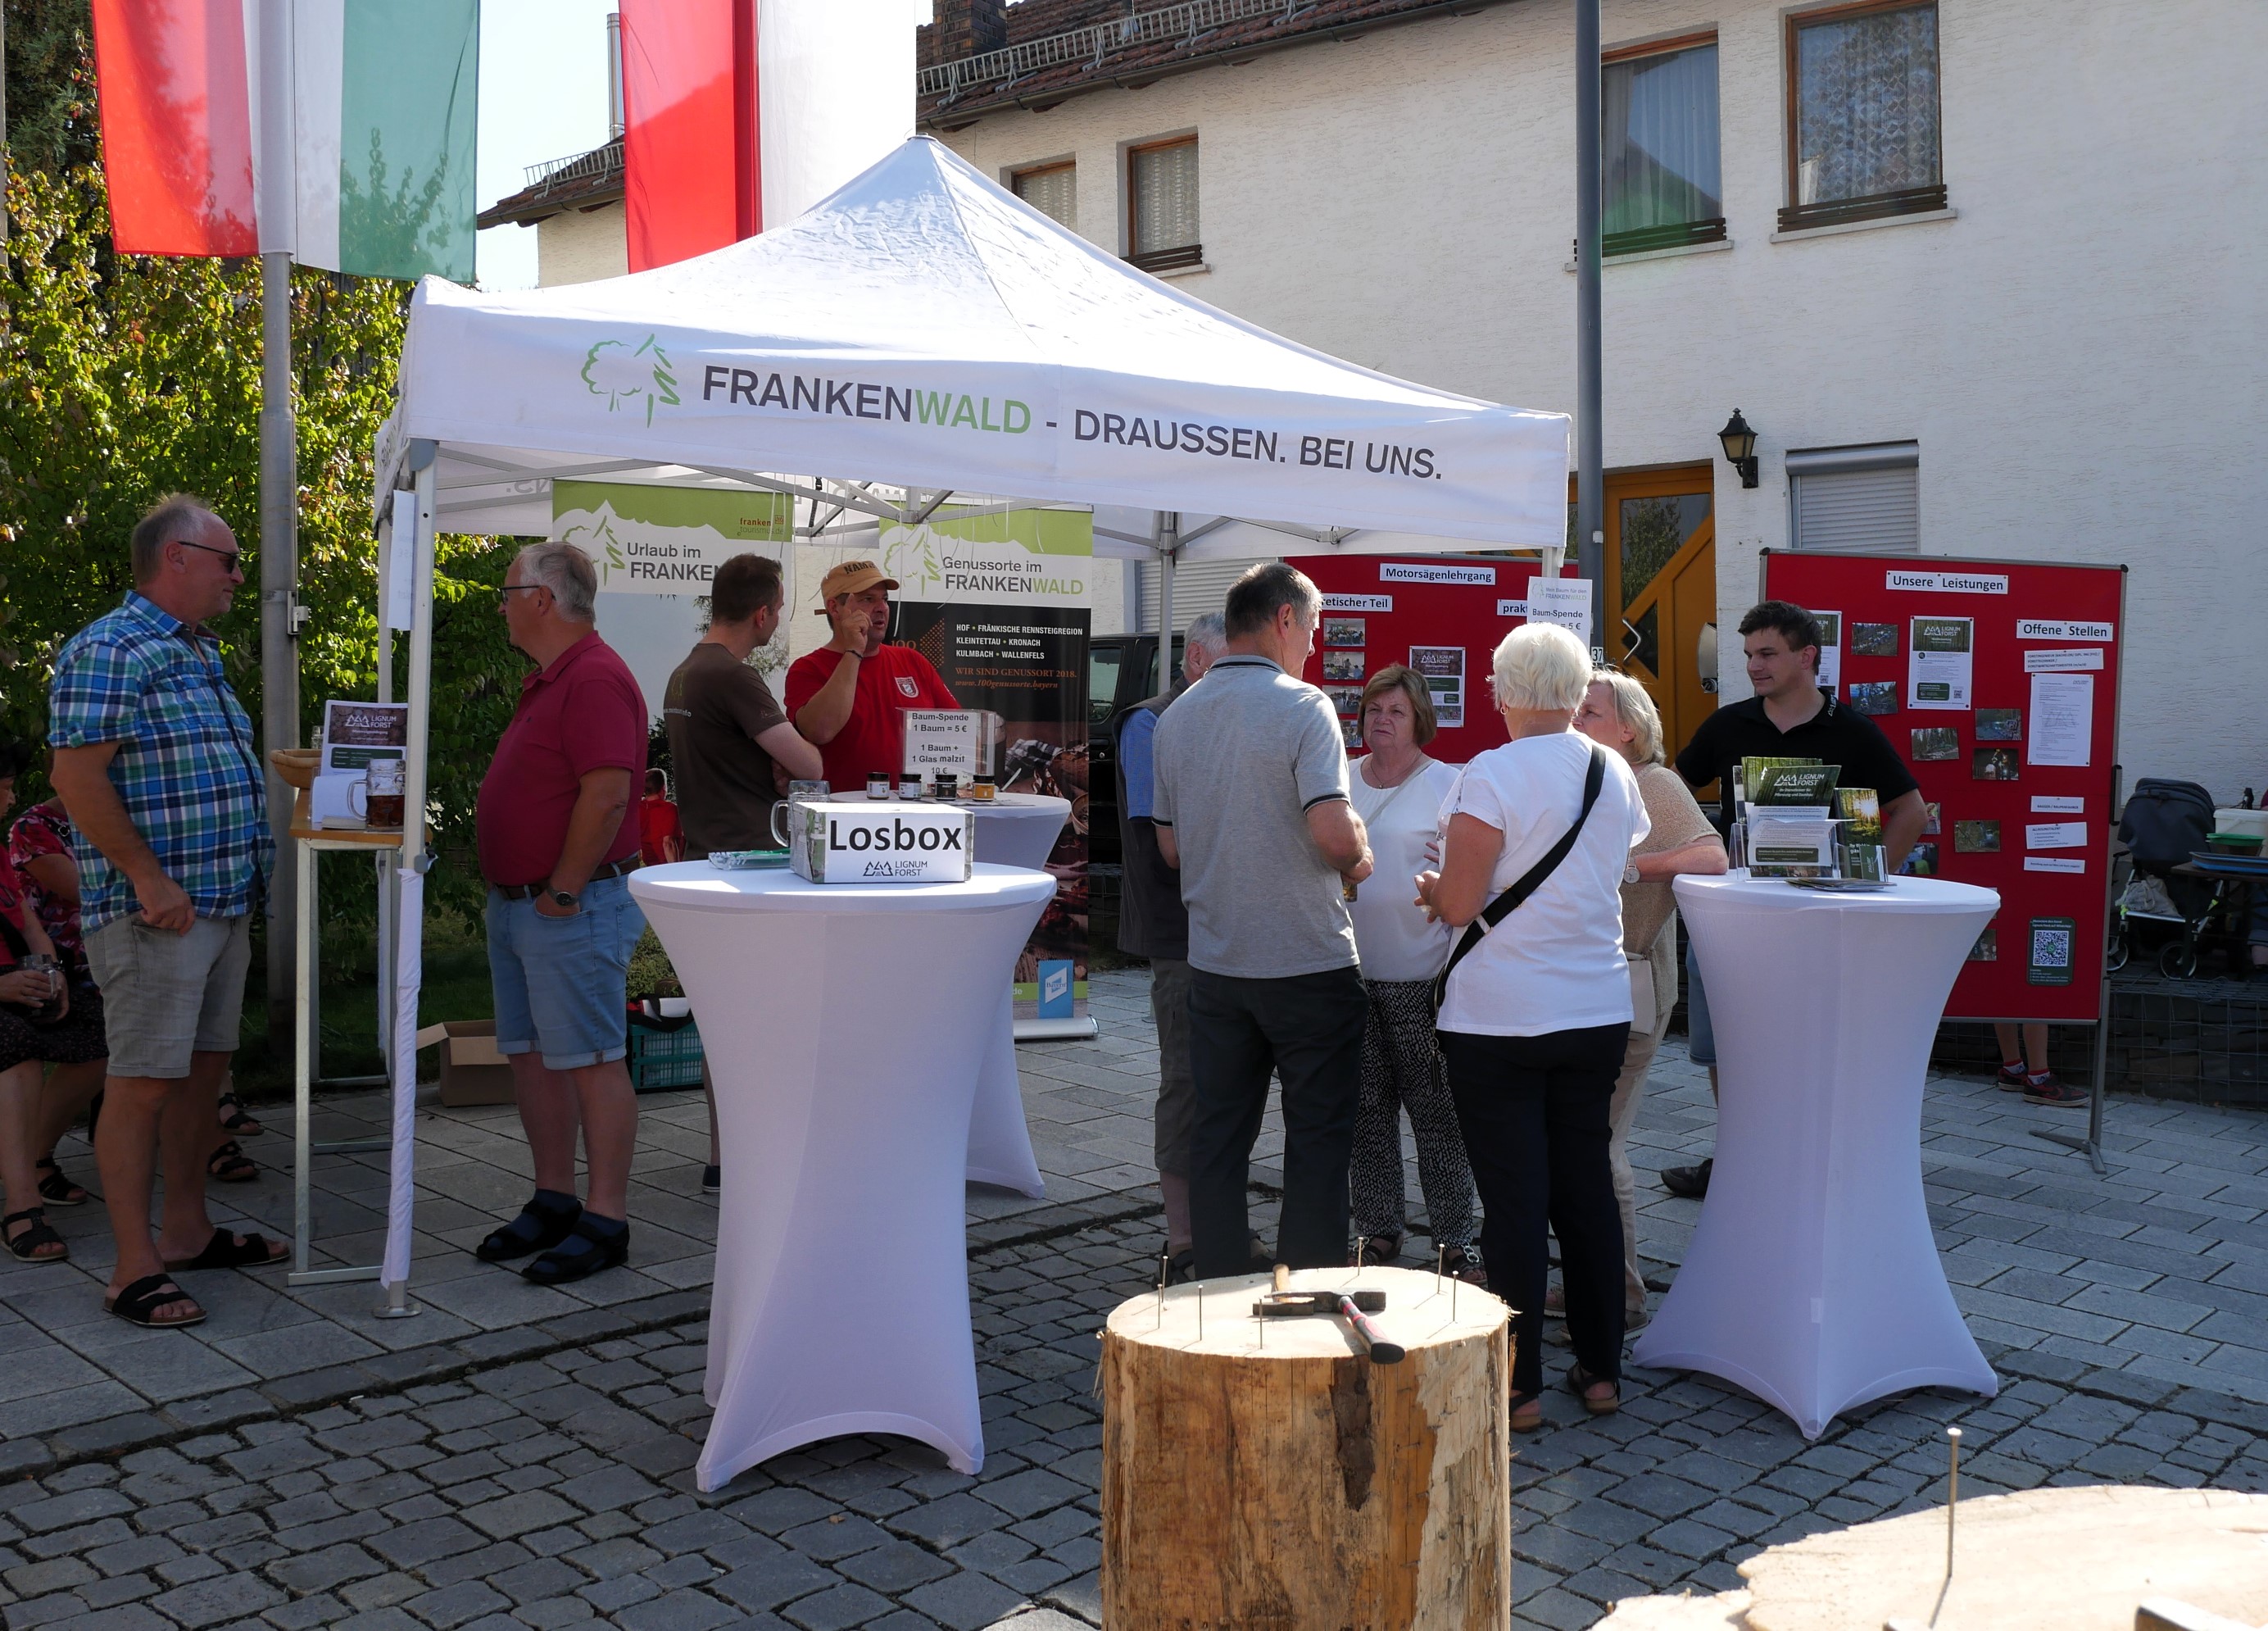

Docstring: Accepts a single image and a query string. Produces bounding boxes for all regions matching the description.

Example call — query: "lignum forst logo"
[581,335,680,426]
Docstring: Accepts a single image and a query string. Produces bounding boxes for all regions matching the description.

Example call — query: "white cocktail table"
[1631,873,2001,1438]
[968,794,1074,1178]
[629,861,1055,1489]
[969,792,1071,870]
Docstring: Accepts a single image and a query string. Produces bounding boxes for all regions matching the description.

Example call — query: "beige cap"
[814,559,900,611]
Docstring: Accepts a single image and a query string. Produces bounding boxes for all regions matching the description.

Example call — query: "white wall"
[937,0,2268,796]
[538,200,629,286]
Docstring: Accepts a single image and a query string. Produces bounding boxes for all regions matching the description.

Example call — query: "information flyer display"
[1908,616,1974,710]
[1812,611,1842,689]
[1408,646,1466,728]
[883,507,1093,1024]
[2028,673,2095,766]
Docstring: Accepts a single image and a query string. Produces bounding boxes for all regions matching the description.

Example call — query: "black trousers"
[1440,1022,1631,1399]
[1186,965,1367,1278]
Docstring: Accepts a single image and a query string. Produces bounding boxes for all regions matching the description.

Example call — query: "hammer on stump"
[1252,1264,1405,1364]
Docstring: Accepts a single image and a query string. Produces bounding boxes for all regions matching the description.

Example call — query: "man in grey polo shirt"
[1153,562,1374,1278]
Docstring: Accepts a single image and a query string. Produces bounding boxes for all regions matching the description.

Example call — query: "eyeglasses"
[497,584,549,607]
[173,539,243,570]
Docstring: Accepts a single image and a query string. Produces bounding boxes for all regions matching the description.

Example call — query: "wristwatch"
[1624,862,1642,885]
[547,887,580,911]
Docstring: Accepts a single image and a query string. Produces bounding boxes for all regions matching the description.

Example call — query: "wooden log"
[1100,1265,1511,1630]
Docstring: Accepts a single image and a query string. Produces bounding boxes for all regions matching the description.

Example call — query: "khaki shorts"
[84,912,252,1079]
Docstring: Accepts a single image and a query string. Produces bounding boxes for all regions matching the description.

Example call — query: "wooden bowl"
[269,747,322,790]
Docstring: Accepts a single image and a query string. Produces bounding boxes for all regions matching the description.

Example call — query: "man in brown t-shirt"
[663,554,823,858]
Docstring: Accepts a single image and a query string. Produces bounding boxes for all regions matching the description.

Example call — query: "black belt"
[492,858,640,900]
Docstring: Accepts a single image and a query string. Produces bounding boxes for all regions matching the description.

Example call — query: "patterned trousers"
[1349,977,1478,1249]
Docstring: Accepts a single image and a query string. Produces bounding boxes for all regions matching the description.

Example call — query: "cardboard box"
[792,800,974,884]
[415,1020,515,1107]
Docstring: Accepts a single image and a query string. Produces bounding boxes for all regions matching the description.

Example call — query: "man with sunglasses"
[49,496,281,1331]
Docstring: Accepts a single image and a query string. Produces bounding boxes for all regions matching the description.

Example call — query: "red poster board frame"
[1760,551,2127,1029]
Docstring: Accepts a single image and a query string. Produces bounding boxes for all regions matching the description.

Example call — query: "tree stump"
[1100,1265,1511,1630]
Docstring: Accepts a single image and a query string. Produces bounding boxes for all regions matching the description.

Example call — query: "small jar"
[968,776,996,803]
[935,772,959,801]
[866,771,890,800]
[899,773,926,801]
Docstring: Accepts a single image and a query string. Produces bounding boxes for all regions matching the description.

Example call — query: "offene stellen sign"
[792,802,975,884]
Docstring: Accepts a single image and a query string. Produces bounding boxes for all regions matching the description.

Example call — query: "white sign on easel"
[900,710,993,779]
[1502,577,1594,646]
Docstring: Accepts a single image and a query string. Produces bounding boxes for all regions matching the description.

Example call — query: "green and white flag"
[279,0,481,283]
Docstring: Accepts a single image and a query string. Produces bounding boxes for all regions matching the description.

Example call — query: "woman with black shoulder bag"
[1417,622,1649,1432]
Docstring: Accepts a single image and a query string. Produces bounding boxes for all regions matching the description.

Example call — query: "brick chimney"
[935,0,1008,61]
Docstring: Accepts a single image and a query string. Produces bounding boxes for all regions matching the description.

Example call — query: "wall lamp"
[1717,409,1760,488]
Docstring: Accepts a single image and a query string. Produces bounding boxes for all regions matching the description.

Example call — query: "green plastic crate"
[628,1019,704,1092]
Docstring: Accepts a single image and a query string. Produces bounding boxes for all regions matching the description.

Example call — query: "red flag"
[90,0,258,257]
[620,0,760,272]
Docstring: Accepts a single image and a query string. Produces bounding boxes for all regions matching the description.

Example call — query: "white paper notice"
[2025,856,2086,875]
[1813,611,1842,689]
[2024,647,2105,673]
[2028,673,2094,766]
[2025,822,2087,850]
[2031,796,2085,815]
[1907,617,1974,710]
[1522,578,1594,647]
[2016,620,2113,642]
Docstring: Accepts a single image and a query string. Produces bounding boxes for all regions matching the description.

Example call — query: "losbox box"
[792,800,975,884]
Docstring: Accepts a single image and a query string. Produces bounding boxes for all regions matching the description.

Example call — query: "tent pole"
[1159,511,1179,666]
[261,248,301,1038]
[1574,0,1606,655]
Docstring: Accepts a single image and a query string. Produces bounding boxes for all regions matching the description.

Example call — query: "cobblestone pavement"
[6,967,2268,1628]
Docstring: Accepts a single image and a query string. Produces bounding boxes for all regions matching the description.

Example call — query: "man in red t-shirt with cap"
[785,560,958,789]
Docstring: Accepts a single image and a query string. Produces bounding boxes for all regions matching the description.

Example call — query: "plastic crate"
[628,1018,704,1092]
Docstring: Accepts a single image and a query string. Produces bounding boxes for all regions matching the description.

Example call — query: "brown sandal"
[1509,1392,1544,1433]
[1567,1361,1620,1416]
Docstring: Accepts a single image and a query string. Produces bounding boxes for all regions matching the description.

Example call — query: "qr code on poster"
[2031,927,2071,967]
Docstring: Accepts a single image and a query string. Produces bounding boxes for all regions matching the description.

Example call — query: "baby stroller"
[2115,778,2216,977]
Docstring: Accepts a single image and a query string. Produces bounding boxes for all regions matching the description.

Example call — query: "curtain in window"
[1603,44,1721,235]
[1132,141,1200,253]
[1795,4,1940,206]
[1015,166,1077,231]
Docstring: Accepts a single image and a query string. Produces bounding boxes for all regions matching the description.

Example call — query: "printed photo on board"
[1322,651,1366,683]
[1848,680,1899,717]
[1912,727,1961,761]
[1323,685,1365,716]
[1975,747,2021,781]
[1954,820,2002,853]
[1902,842,1939,876]
[1922,802,1943,836]
[1976,709,2023,741]
[1852,622,1899,656]
[1322,618,1367,648]
[1968,927,1998,962]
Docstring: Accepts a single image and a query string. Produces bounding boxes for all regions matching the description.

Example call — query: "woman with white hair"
[1572,670,1726,1333]
[1418,621,1649,1429]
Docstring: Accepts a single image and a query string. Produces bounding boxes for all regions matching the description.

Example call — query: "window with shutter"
[1137,558,1254,633]
[1127,138,1201,272]
[1789,443,1920,554]
[1013,161,1077,231]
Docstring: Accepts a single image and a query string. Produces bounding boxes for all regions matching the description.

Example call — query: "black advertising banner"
[883,510,1092,1024]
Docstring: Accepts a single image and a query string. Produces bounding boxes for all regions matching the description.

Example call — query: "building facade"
[481,0,2266,789]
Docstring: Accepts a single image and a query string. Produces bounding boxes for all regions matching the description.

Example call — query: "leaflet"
[2024,856,2086,875]
[1813,611,1842,689]
[2025,822,2088,850]
[1907,617,1974,710]
[2027,673,2094,767]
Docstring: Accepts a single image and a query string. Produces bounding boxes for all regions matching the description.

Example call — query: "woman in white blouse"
[1418,623,1649,1430]
[1345,667,1477,1278]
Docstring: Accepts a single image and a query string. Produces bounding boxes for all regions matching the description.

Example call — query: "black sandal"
[522,1215,629,1285]
[107,1273,206,1329]
[216,1092,262,1137]
[2,1206,67,1262]
[163,1226,288,1271]
[1355,1232,1404,1266]
[1567,1361,1621,1416]
[476,1194,583,1263]
[34,1158,88,1207]
[206,1140,258,1183]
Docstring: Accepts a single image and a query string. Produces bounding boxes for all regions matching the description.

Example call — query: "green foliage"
[0,36,527,920]
[3,0,101,179]
[625,925,680,1001]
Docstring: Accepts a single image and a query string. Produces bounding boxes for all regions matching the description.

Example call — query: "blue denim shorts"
[1683,936,1716,1067]
[485,873,646,1070]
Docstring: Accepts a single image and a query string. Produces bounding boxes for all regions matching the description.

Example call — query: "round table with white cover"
[1631,873,2002,1438]
[629,861,1055,1491]
[969,793,1071,870]
[964,794,1071,1188]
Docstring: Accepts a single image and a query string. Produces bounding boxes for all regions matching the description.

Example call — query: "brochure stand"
[1760,552,2127,1173]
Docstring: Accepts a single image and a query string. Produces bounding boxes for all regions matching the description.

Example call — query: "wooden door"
[1603,466,1718,766]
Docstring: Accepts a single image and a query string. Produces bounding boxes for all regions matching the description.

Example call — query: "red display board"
[1761,551,2126,1024]
[1287,554,1575,766]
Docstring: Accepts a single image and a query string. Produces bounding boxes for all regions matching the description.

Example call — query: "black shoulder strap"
[1434,742,1608,1011]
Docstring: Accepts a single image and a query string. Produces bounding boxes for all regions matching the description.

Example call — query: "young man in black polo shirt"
[1658,600,1926,1198]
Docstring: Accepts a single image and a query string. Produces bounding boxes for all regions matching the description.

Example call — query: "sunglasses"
[173,539,243,570]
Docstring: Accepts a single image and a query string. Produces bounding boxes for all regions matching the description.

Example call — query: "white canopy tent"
[353,135,1569,1306]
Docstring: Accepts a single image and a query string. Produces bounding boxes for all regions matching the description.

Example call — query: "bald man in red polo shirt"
[473,543,649,1287]
[784,561,957,789]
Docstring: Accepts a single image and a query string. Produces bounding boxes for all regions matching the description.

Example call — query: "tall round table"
[1631,873,2002,1438]
[965,795,1071,1189]
[629,861,1055,1490]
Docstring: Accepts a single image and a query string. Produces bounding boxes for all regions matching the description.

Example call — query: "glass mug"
[352,758,407,829]
[769,780,830,847]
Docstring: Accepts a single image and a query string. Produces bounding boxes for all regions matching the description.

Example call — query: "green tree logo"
[581,335,679,425]
[883,526,945,597]
[558,511,627,586]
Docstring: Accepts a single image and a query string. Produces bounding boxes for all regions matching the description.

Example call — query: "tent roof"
[388,138,1566,555]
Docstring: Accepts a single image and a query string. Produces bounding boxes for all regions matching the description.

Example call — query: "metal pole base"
[288,1262,382,1288]
[374,1279,421,1319]
[2032,1126,2108,1174]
